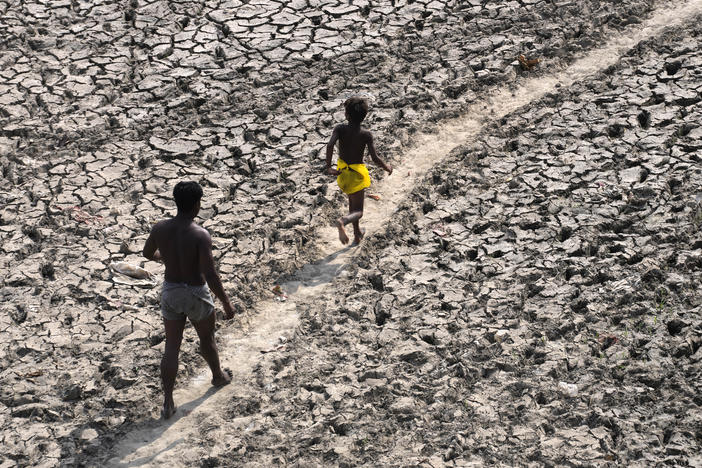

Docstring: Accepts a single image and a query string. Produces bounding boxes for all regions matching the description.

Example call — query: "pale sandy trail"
[107,2,702,465]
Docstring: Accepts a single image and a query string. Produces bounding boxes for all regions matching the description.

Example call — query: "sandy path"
[107,1,702,465]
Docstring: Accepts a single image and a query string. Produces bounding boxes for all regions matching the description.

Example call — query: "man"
[143,181,235,419]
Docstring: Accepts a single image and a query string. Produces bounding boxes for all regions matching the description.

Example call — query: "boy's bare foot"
[337,219,349,245]
[351,229,365,246]
[162,402,177,420]
[212,368,232,387]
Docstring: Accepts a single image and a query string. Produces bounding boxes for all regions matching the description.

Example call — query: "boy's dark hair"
[173,181,203,212]
[344,96,368,124]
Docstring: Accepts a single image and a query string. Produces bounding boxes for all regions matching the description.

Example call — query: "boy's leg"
[338,190,364,245]
[190,311,231,387]
[161,317,186,419]
[337,212,350,245]
[349,190,365,244]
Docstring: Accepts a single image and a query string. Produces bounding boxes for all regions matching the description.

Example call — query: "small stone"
[494,329,510,343]
[392,344,430,366]
[557,382,578,397]
[389,397,416,415]
[80,428,99,442]
[62,383,83,401]
[666,319,688,336]
[9,305,27,324]
[40,263,55,280]
[11,403,47,418]
[111,374,138,390]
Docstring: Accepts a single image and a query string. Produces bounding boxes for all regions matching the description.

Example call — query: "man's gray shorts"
[161,281,215,322]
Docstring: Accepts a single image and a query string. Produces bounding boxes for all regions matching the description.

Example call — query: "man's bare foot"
[212,368,232,387]
[337,219,349,245]
[351,229,365,246]
[162,402,177,420]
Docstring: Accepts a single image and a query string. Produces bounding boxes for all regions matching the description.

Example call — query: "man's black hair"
[173,181,203,212]
[344,96,368,124]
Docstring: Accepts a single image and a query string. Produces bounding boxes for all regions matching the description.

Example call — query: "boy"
[325,96,393,245]
[143,181,236,419]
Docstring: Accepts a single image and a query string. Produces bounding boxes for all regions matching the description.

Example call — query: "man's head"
[344,96,368,124]
[173,181,203,214]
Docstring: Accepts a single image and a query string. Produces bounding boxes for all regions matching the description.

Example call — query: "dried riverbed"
[1,0,700,466]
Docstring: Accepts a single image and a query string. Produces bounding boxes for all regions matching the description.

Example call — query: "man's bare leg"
[191,311,231,387]
[161,318,186,419]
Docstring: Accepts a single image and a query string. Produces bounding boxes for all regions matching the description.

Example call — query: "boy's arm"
[197,230,235,319]
[325,126,341,175]
[367,133,393,174]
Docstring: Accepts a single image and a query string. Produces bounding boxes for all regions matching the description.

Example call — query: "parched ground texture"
[256,25,702,467]
[0,0,700,466]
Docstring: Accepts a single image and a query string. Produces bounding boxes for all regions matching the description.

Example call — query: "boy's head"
[173,181,203,213]
[344,96,368,124]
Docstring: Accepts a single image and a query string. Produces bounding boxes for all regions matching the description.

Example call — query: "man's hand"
[327,167,340,176]
[222,302,235,320]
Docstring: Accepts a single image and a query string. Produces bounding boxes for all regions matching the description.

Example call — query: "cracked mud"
[1,0,701,466]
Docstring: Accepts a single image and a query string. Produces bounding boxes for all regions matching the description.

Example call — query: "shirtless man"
[326,96,392,245]
[143,181,235,419]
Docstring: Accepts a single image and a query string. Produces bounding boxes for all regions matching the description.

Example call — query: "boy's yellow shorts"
[337,158,371,195]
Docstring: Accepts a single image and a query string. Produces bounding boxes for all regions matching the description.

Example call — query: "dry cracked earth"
[1,0,701,466]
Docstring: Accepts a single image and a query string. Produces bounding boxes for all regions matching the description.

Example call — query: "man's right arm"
[198,230,235,319]
[143,227,162,261]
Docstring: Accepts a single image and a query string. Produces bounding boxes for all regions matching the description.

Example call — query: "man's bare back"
[144,214,233,318]
[147,218,209,286]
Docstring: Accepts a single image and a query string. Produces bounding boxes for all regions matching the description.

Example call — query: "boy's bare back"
[332,124,376,165]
